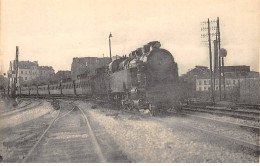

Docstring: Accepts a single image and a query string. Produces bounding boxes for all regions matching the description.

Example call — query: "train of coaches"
[5,41,183,114]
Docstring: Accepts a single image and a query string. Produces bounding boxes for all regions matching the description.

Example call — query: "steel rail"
[156,118,260,154]
[1,100,42,118]
[179,112,260,133]
[77,105,106,163]
[22,105,63,163]
[182,107,260,121]
[1,100,32,113]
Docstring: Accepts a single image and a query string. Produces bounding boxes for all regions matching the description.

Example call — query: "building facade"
[71,57,110,80]
[195,65,253,92]
[8,61,55,86]
[195,65,259,103]
[196,77,240,91]
[55,70,72,82]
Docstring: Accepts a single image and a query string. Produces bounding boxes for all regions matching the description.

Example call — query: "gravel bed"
[160,116,259,145]
[0,101,53,129]
[0,105,58,162]
[184,110,260,127]
[76,101,258,162]
[0,98,26,112]
[0,100,41,117]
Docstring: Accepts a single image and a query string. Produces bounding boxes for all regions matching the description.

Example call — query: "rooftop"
[18,61,38,69]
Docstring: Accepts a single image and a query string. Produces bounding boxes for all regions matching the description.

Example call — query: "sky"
[0,0,259,75]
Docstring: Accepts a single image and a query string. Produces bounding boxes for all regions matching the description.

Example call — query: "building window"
[25,71,27,74]
[216,86,218,90]
[204,80,207,85]
[25,77,27,80]
[21,70,23,74]
[209,80,211,85]
[208,87,210,90]
[233,80,236,85]
[204,87,206,90]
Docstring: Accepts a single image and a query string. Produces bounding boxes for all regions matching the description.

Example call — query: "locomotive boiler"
[107,41,180,114]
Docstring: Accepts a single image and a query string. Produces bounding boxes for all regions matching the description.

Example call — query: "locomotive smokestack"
[136,48,143,56]
[148,41,161,49]
[142,44,150,54]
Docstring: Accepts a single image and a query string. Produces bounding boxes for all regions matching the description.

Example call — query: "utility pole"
[13,46,19,97]
[213,40,218,97]
[217,17,227,100]
[207,19,214,102]
[217,17,222,101]
[8,61,12,96]
[109,32,113,61]
[201,19,217,102]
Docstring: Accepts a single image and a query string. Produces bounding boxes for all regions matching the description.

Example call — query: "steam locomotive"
[105,41,181,114]
[11,41,182,114]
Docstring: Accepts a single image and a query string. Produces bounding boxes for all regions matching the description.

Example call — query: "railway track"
[120,107,260,154]
[179,113,260,133]
[237,103,260,110]
[19,94,91,101]
[1,100,42,118]
[22,102,106,163]
[156,117,260,155]
[0,99,32,113]
[182,106,260,121]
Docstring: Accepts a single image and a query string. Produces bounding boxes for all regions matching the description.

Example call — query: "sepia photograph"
[0,0,259,163]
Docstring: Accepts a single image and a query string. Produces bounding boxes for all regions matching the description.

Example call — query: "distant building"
[195,65,259,103]
[221,65,250,74]
[18,61,39,81]
[196,76,241,92]
[38,66,55,77]
[180,65,210,91]
[182,66,210,80]
[55,70,71,82]
[71,57,110,80]
[8,60,55,86]
[195,65,252,92]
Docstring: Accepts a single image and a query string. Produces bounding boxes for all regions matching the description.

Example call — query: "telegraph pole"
[201,19,216,102]
[213,39,218,96]
[13,46,19,97]
[109,32,112,61]
[217,18,222,101]
[8,61,12,96]
[217,17,226,99]
[217,17,227,100]
[207,19,214,102]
